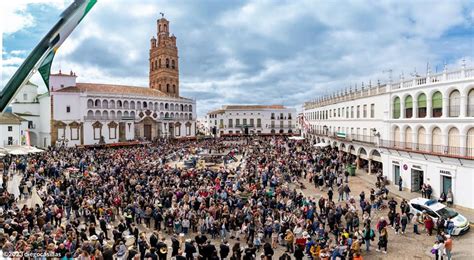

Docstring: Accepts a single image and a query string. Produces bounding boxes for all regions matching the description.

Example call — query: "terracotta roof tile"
[54,83,190,100]
[222,105,286,110]
[0,113,27,124]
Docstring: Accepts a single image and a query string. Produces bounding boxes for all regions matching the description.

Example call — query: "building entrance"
[393,164,400,186]
[442,176,452,195]
[144,124,152,140]
[411,169,424,192]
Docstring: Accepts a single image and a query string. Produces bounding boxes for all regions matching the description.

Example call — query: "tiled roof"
[222,105,286,110]
[207,105,287,114]
[54,83,190,100]
[0,113,27,124]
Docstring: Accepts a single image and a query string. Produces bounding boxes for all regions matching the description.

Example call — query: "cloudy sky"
[1,0,473,116]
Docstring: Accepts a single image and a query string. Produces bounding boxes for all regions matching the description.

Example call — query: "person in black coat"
[184,240,197,260]
[149,232,159,249]
[202,241,217,259]
[220,241,230,259]
[294,244,304,260]
[157,237,168,260]
[263,242,274,258]
[171,235,180,257]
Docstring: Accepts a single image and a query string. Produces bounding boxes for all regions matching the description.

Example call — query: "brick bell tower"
[149,14,179,97]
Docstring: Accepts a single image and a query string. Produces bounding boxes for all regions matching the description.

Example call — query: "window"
[243,119,247,125]
[8,137,13,145]
[357,105,360,118]
[393,97,401,119]
[351,106,354,118]
[8,126,13,131]
[363,105,367,118]
[468,89,474,117]
[23,93,27,101]
[417,93,427,118]
[370,104,375,118]
[28,121,34,129]
[228,119,233,127]
[432,91,443,117]
[236,119,240,126]
[346,107,349,118]
[66,106,71,113]
[405,96,413,118]
[448,90,460,117]
[257,118,262,127]
[250,118,254,126]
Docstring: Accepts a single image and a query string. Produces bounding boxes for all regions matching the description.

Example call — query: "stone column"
[442,97,449,118]
[459,95,467,117]
[427,98,432,118]
[368,159,372,175]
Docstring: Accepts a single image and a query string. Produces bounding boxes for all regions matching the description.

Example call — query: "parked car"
[409,198,470,235]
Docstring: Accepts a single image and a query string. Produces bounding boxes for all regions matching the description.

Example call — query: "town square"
[0,0,473,259]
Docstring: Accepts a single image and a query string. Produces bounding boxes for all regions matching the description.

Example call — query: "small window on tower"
[172,60,175,69]
[166,59,170,68]
[66,106,71,113]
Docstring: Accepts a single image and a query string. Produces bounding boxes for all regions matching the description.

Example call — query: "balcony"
[379,140,474,159]
[235,124,255,128]
[351,134,377,144]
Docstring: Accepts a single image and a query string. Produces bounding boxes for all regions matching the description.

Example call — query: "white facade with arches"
[12,71,197,147]
[302,66,474,209]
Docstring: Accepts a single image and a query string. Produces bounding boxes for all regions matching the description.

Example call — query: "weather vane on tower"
[160,12,164,18]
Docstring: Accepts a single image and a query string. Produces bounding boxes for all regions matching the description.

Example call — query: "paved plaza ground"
[6,148,474,260]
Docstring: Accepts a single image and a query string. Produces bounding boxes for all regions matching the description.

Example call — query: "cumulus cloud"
[2,0,473,116]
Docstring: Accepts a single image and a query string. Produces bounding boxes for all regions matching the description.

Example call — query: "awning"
[8,149,28,155]
[314,142,330,148]
[289,136,305,141]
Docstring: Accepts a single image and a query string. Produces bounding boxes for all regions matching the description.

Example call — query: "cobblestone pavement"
[296,172,474,260]
[11,156,473,259]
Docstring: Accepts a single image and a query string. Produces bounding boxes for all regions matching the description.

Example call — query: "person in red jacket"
[423,215,434,236]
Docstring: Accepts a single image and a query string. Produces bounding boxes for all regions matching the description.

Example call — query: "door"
[411,169,423,192]
[442,176,452,195]
[119,123,126,141]
[144,124,152,140]
[393,165,400,186]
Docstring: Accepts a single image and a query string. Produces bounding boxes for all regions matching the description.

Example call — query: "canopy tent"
[7,149,28,155]
[314,142,330,148]
[288,136,305,141]
[4,146,44,155]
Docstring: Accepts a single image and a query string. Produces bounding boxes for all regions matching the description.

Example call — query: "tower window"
[172,60,175,69]
[167,84,170,92]
[166,58,170,68]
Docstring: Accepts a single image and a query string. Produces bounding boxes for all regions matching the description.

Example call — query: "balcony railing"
[380,140,474,159]
[304,67,474,110]
[235,124,255,128]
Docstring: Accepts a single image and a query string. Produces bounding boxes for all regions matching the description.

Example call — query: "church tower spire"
[149,14,179,97]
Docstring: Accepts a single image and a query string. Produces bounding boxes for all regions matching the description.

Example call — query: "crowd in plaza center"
[0,136,456,260]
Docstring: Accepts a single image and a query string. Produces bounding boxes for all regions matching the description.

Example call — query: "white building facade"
[12,71,197,147]
[10,82,51,147]
[205,105,298,136]
[302,66,474,210]
[0,113,28,147]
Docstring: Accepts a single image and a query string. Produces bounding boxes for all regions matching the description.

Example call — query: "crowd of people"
[0,136,457,259]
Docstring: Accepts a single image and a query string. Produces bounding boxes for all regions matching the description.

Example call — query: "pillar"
[368,159,372,175]
[356,156,361,170]
[460,95,467,117]
[442,97,449,118]
[427,98,432,118]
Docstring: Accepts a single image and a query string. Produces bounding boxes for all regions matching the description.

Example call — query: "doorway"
[144,124,152,140]
[119,123,126,141]
[442,176,452,195]
[393,164,400,186]
[411,169,424,192]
